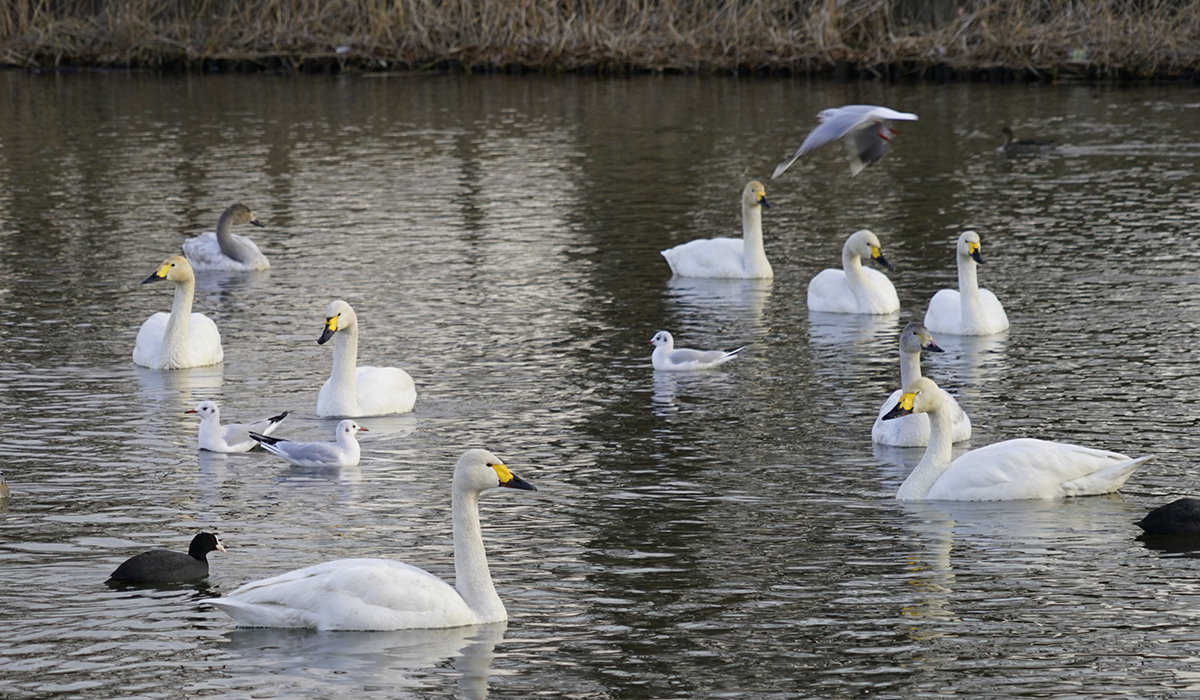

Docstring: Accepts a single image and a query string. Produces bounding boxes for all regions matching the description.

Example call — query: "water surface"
[2,72,1200,698]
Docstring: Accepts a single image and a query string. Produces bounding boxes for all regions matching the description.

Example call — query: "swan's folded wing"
[207,558,475,630]
[132,312,170,367]
[933,438,1146,500]
[660,237,745,278]
[188,313,224,365]
[355,366,417,415]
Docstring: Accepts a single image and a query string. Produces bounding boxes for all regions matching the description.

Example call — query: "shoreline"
[4,0,1200,82]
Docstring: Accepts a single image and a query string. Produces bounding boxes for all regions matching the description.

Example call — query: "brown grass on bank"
[2,0,1199,77]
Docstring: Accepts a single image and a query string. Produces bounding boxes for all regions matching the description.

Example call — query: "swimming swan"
[660,181,773,279]
[205,448,537,630]
[772,105,919,178]
[181,203,269,271]
[807,229,899,315]
[648,330,744,371]
[882,377,1152,500]
[872,322,971,446]
[317,300,416,417]
[132,256,224,369]
[924,230,1009,336]
[186,400,289,453]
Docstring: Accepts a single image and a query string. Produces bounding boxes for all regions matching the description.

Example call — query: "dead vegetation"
[2,0,1198,78]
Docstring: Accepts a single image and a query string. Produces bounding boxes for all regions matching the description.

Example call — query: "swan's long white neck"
[896,391,955,500]
[956,253,985,320]
[841,245,870,296]
[160,278,195,366]
[452,486,506,622]
[741,200,772,278]
[899,344,922,389]
[327,324,360,405]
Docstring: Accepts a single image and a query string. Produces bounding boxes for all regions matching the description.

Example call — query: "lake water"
[2,70,1200,699]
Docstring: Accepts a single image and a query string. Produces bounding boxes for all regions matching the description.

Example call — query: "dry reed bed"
[2,0,1199,77]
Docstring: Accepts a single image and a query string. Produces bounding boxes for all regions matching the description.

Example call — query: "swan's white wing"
[807,269,857,314]
[856,268,900,314]
[923,289,961,335]
[355,366,417,416]
[132,312,170,367]
[976,288,1010,332]
[929,438,1150,500]
[207,558,477,630]
[187,313,224,366]
[660,237,746,278]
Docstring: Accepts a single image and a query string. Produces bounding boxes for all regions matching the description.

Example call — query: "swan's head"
[899,322,942,355]
[455,448,537,493]
[189,532,226,557]
[142,255,196,285]
[336,420,368,440]
[648,331,673,348]
[743,181,769,209]
[318,300,358,345]
[882,377,945,420]
[845,230,892,269]
[185,400,219,420]
[223,203,264,228]
[958,230,984,264]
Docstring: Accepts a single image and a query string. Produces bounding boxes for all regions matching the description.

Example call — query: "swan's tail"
[1061,455,1154,497]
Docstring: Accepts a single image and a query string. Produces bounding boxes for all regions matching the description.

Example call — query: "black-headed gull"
[772,104,918,178]
[186,400,289,453]
[250,420,367,468]
[107,532,225,585]
[648,331,744,371]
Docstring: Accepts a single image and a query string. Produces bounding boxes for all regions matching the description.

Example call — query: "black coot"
[107,532,225,584]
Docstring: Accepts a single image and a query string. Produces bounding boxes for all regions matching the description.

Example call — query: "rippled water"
[2,71,1200,698]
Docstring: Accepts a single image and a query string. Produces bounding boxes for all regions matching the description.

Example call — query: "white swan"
[660,181,773,279]
[924,230,1009,336]
[132,256,224,369]
[317,300,416,417]
[251,419,366,468]
[186,400,288,453]
[206,448,537,630]
[181,203,270,271]
[882,377,1152,500]
[872,323,971,446]
[807,230,899,314]
[772,105,919,178]
[648,330,744,371]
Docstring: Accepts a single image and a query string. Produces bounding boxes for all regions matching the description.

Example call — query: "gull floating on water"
[186,400,289,453]
[251,420,367,468]
[648,330,744,371]
[772,105,919,178]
